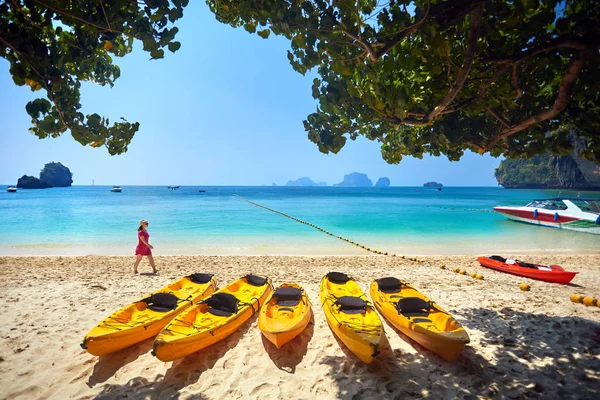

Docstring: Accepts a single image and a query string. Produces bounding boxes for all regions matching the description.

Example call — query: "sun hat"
[140,219,149,225]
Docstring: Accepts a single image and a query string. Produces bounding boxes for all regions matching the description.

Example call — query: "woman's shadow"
[261,314,315,373]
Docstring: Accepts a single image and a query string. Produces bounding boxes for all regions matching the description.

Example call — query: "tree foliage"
[207,0,600,163]
[0,0,189,155]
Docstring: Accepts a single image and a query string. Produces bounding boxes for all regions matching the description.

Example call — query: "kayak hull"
[320,274,382,364]
[369,280,469,361]
[153,276,272,361]
[477,257,578,284]
[82,275,217,356]
[258,283,312,349]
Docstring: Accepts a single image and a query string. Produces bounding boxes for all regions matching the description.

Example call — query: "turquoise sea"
[0,186,598,256]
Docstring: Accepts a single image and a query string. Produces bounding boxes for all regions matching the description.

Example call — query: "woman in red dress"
[134,219,157,274]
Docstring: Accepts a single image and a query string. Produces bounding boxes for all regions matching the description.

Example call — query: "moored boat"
[494,197,600,235]
[477,256,578,284]
[7,187,17,192]
[110,186,122,192]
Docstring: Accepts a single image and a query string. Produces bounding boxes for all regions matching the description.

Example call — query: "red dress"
[136,229,152,256]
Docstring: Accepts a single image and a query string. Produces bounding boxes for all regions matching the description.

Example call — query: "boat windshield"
[570,200,600,214]
[525,200,567,210]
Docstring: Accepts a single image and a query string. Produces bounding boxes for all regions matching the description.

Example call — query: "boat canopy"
[526,198,599,213]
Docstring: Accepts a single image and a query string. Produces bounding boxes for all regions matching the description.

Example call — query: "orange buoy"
[459,270,467,275]
[453,267,460,273]
[475,274,484,280]
[519,283,530,291]
[440,265,446,270]
[583,297,597,307]
[570,294,584,303]
[469,272,477,278]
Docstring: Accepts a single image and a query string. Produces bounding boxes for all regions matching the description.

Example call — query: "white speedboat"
[110,186,122,193]
[7,187,17,192]
[494,197,600,235]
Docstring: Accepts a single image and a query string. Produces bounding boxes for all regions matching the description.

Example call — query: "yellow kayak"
[370,277,470,361]
[320,272,383,364]
[258,283,312,348]
[81,273,216,356]
[153,274,272,361]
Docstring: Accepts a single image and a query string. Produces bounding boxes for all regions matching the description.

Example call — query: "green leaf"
[168,41,181,52]
[257,29,271,39]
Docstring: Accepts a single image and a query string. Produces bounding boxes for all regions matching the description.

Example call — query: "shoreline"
[1,255,599,399]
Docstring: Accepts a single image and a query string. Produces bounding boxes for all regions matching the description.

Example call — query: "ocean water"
[0,186,598,256]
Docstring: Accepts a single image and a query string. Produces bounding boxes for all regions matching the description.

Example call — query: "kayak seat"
[273,287,302,306]
[278,307,294,312]
[516,261,538,269]
[396,297,431,318]
[335,296,367,314]
[327,272,350,284]
[490,255,507,263]
[245,274,268,287]
[377,277,402,293]
[143,292,179,312]
[189,273,213,284]
[204,293,239,317]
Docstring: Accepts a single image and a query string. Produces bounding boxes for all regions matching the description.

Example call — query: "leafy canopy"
[1,0,189,155]
[207,0,600,163]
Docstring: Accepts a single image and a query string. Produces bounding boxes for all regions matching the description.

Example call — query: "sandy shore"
[0,255,599,400]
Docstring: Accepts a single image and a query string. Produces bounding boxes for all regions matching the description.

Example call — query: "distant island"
[495,153,600,190]
[423,181,443,187]
[334,172,372,187]
[375,177,391,188]
[17,162,73,189]
[286,177,327,187]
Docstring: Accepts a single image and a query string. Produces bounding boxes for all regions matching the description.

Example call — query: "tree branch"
[441,63,512,115]
[487,108,511,129]
[374,1,430,59]
[32,0,133,38]
[512,63,523,99]
[343,31,378,62]
[484,50,590,151]
[99,0,112,31]
[486,35,600,64]
[426,4,484,121]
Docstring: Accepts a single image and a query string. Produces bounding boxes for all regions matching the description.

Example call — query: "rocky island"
[423,181,443,187]
[375,177,391,187]
[16,162,73,189]
[334,172,373,187]
[286,177,327,187]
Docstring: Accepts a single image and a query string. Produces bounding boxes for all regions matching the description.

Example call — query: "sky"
[0,2,502,187]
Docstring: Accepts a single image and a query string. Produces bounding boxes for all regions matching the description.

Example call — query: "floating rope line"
[233,194,425,263]
[434,206,495,213]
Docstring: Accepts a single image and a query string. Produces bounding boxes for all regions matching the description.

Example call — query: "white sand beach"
[0,255,599,399]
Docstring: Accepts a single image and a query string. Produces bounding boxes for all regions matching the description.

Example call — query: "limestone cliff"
[495,153,600,190]
[334,173,372,187]
[40,162,73,187]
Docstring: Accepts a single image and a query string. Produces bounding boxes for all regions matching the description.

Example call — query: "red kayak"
[477,256,578,284]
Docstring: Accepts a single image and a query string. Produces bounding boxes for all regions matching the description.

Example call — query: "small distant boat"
[494,197,600,235]
[198,190,206,193]
[168,186,180,190]
[7,187,17,192]
[477,256,578,284]
[110,186,122,193]
[437,187,442,191]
